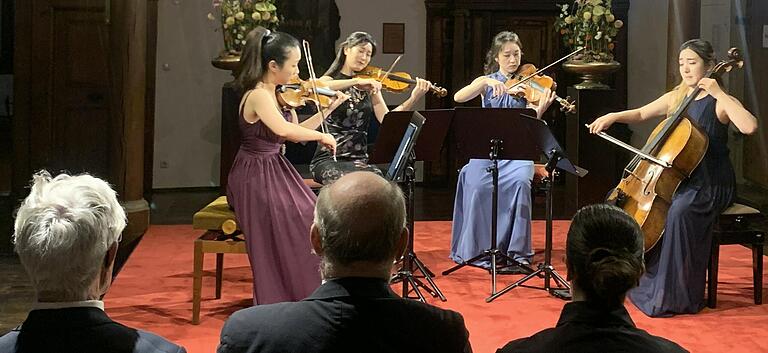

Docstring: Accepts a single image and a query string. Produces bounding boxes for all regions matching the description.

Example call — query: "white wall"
[153,0,231,188]
[152,0,428,188]
[335,0,427,110]
[151,0,677,188]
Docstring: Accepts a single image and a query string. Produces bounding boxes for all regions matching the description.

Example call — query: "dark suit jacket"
[0,307,185,353]
[497,302,688,353]
[218,277,472,353]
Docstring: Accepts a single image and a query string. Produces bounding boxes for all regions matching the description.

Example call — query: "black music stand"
[370,110,453,302]
[486,113,588,302]
[442,108,544,298]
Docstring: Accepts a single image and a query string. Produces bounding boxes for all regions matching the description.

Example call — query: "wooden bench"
[191,196,246,324]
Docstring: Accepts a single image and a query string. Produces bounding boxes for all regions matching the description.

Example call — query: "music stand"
[370,110,453,302]
[486,113,588,302]
[442,108,543,298]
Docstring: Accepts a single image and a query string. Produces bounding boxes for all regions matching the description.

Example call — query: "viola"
[505,63,576,113]
[276,78,340,109]
[356,65,448,97]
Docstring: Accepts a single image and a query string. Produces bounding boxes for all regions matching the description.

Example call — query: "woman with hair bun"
[497,204,688,353]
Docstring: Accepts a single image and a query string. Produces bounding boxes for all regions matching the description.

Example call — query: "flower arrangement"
[209,0,281,55]
[554,0,624,63]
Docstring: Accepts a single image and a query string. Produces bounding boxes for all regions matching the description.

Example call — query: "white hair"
[13,171,127,300]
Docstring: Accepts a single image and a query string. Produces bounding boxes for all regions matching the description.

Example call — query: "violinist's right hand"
[319,133,337,155]
[485,77,507,97]
[506,83,529,97]
[326,91,350,112]
[588,113,617,134]
[354,78,383,95]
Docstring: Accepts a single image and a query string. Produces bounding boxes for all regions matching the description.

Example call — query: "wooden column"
[111,0,150,262]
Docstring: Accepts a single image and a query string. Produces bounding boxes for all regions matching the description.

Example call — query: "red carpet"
[105,222,768,353]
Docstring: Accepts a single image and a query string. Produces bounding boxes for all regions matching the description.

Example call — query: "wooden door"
[12,0,151,261]
[27,0,115,180]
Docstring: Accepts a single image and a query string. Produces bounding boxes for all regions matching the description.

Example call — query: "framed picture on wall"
[382,23,405,54]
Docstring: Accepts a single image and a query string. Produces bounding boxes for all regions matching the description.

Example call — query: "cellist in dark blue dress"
[588,39,758,317]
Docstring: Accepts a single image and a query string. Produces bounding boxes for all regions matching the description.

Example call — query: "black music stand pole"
[369,110,454,302]
[486,116,587,302]
[393,152,446,301]
[441,108,542,297]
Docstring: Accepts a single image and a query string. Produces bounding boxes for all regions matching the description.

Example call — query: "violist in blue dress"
[589,39,758,317]
[450,31,556,272]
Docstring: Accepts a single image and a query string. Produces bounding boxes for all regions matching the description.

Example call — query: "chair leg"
[754,238,763,305]
[708,240,720,308]
[216,253,224,299]
[192,239,204,325]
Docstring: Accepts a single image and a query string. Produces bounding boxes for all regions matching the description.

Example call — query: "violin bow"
[507,47,585,90]
[302,40,336,161]
[377,55,403,83]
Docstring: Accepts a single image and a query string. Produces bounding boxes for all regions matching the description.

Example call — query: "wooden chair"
[707,203,765,308]
[191,196,246,324]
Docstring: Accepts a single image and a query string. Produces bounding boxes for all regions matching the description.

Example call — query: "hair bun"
[588,247,615,263]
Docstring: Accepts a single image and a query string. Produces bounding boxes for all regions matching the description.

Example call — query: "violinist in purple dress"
[227,26,349,305]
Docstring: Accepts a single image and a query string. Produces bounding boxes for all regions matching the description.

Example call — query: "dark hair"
[484,31,523,74]
[679,38,716,66]
[566,204,644,308]
[668,38,717,114]
[236,26,300,91]
[323,31,377,77]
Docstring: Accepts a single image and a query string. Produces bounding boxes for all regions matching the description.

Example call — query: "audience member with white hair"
[0,171,185,353]
[217,171,472,353]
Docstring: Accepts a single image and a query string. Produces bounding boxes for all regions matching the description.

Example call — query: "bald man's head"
[313,172,407,277]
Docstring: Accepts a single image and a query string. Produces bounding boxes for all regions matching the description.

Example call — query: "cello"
[596,48,743,252]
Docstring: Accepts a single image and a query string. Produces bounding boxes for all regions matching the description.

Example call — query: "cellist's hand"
[588,113,617,134]
[354,78,382,95]
[697,77,725,99]
[485,77,507,97]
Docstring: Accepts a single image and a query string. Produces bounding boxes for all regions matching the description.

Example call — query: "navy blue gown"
[450,71,535,267]
[629,94,735,317]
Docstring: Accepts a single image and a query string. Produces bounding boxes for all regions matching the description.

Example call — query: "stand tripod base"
[442,249,535,296]
[486,263,571,302]
[391,251,446,302]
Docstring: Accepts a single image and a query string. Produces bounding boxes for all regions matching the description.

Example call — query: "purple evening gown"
[227,92,321,305]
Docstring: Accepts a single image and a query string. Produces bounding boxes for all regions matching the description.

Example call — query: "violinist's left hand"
[535,88,557,118]
[697,78,725,99]
[410,77,431,100]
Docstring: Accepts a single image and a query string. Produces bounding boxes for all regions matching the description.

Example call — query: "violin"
[276,78,340,109]
[356,65,448,97]
[505,63,576,113]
